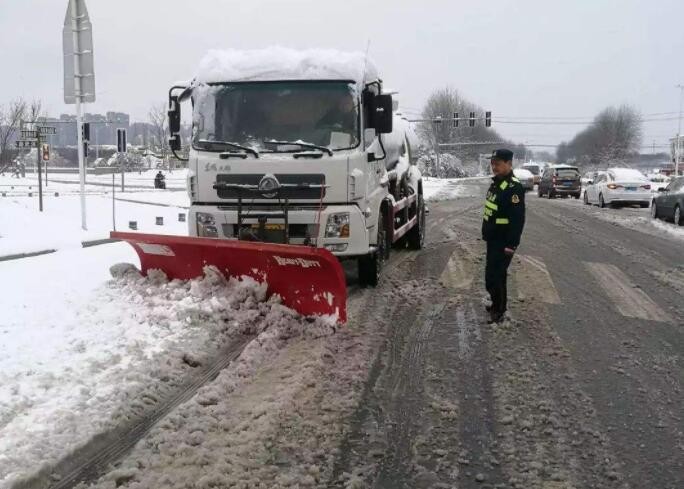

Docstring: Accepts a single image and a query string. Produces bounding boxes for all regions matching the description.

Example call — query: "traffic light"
[469,112,475,127]
[117,128,127,153]
[485,111,492,127]
[453,112,459,128]
[42,144,50,161]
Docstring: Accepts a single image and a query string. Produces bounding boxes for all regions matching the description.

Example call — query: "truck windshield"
[192,81,359,153]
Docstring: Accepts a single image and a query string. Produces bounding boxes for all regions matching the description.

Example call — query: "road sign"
[21,130,38,139]
[42,144,50,161]
[39,126,57,135]
[63,0,95,104]
[15,140,38,149]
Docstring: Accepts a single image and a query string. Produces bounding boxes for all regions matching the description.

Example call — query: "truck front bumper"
[188,204,371,257]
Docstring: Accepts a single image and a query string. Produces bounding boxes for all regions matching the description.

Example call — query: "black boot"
[488,309,506,324]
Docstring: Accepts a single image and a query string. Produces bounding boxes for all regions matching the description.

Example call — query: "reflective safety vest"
[482,174,526,247]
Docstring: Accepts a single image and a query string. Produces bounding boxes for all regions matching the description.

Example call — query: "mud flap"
[111,232,347,322]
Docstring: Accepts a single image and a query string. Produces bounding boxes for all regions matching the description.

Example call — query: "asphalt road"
[39,181,682,489]
[333,182,683,489]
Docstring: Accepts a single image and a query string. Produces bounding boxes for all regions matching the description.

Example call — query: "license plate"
[625,187,636,191]
[251,223,285,230]
[563,182,573,186]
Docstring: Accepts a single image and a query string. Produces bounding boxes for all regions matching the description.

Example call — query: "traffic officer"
[482,149,526,323]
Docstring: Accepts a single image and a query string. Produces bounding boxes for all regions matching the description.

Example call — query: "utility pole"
[677,84,684,176]
[433,116,442,168]
[36,129,43,212]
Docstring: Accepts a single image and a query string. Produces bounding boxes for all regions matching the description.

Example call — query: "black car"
[538,165,581,199]
[651,176,684,225]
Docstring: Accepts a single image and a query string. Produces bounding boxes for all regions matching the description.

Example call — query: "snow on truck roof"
[194,47,379,86]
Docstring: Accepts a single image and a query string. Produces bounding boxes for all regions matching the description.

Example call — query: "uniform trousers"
[485,240,513,314]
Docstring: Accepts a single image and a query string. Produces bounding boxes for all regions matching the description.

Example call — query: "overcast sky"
[2,0,683,150]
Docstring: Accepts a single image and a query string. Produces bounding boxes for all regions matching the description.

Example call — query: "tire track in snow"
[15,336,254,489]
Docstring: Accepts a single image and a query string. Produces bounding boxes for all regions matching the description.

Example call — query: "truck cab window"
[192,81,360,153]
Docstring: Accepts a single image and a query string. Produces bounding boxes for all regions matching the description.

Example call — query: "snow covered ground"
[0,175,473,487]
[423,176,490,201]
[41,169,188,191]
[0,180,189,256]
[0,169,187,194]
[0,242,332,487]
[541,193,684,242]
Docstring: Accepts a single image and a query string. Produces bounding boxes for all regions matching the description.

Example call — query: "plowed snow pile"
[0,251,320,487]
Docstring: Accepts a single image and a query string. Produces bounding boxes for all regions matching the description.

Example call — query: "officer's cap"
[490,149,514,162]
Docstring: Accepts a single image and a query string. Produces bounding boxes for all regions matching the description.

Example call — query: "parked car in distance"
[647,172,671,192]
[582,170,605,186]
[514,168,535,191]
[522,162,542,184]
[584,168,651,208]
[651,176,684,225]
[538,165,581,199]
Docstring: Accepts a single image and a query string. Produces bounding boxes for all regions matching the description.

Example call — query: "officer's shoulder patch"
[512,194,520,204]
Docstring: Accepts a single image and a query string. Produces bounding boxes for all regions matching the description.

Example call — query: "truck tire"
[358,212,388,287]
[407,192,425,250]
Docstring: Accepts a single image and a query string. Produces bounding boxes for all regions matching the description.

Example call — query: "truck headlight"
[196,212,218,237]
[325,212,350,238]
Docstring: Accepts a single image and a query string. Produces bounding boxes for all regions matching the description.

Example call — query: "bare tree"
[418,87,498,156]
[148,103,168,157]
[26,99,45,125]
[418,86,526,171]
[557,105,642,167]
[0,98,27,167]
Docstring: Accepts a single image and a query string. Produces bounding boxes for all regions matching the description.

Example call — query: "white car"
[647,173,671,192]
[584,168,651,208]
[514,168,535,191]
[522,163,541,184]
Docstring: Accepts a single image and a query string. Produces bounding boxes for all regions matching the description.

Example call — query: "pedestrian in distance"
[154,171,166,189]
[482,149,526,323]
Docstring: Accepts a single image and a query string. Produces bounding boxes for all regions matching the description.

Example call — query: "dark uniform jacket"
[482,172,526,249]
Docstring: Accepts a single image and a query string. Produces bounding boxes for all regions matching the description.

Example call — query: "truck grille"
[215,174,326,199]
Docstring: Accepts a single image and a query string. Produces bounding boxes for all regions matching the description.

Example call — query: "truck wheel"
[407,193,425,250]
[358,212,389,287]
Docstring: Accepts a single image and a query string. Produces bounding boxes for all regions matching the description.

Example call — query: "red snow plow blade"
[111,232,347,322]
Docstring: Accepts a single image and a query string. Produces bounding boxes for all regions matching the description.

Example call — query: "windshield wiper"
[264,140,333,156]
[197,139,259,158]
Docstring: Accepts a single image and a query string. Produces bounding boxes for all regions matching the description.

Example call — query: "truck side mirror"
[168,95,181,151]
[375,94,393,134]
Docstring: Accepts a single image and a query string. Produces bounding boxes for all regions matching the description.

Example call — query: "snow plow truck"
[113,48,425,322]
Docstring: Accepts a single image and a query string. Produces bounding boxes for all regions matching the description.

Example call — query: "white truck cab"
[168,49,424,286]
